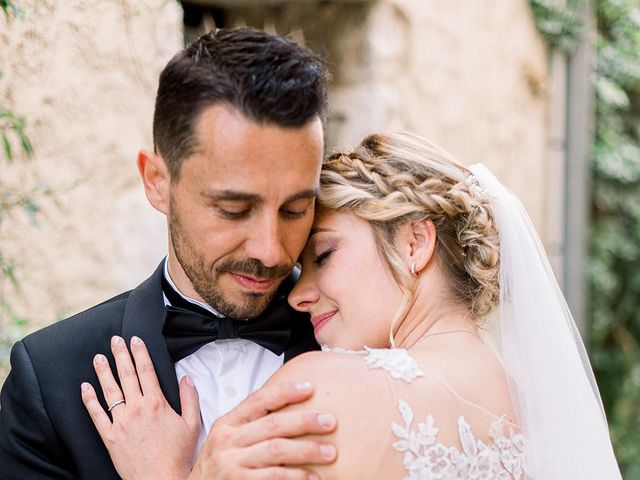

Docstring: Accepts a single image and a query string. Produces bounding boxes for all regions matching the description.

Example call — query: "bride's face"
[289,210,404,349]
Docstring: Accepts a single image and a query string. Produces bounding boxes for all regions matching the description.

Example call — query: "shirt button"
[225,385,238,397]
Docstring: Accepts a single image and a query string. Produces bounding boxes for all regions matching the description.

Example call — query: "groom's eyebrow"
[284,188,319,203]
[202,188,318,204]
[203,190,261,202]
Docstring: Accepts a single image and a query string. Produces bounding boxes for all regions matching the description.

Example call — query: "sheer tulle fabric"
[469,164,621,479]
[322,346,528,479]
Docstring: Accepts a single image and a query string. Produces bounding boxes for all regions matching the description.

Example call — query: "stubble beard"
[169,201,291,319]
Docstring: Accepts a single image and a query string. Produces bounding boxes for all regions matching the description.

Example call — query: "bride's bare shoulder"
[266,350,385,405]
[271,350,371,382]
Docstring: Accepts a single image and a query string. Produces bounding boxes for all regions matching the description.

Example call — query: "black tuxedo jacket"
[0,262,318,479]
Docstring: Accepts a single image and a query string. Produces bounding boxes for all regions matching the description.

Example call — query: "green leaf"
[0,0,24,19]
[529,0,584,53]
[597,77,630,109]
[4,264,19,290]
[19,131,33,156]
[2,132,12,162]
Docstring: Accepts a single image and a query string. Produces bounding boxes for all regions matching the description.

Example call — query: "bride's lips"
[230,273,277,292]
[310,310,337,334]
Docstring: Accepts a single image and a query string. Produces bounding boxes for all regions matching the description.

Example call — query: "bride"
[83,132,621,479]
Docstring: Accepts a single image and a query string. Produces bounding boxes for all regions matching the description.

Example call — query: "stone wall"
[221,0,549,228]
[0,0,183,360]
[327,0,549,230]
[1,0,549,378]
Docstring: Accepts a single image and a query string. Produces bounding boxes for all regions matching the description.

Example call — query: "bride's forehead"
[312,209,340,227]
[312,210,360,229]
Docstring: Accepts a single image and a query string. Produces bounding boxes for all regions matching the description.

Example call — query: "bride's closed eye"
[313,248,334,266]
[305,233,339,267]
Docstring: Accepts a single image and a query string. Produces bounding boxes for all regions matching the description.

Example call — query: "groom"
[0,28,336,478]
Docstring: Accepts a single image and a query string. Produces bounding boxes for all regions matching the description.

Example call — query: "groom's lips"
[230,273,277,292]
[310,310,337,334]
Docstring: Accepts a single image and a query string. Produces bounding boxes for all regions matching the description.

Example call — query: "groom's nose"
[244,214,287,268]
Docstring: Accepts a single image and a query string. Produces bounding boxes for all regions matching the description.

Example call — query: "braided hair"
[319,132,500,318]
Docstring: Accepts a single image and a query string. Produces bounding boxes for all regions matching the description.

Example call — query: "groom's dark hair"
[153,27,329,179]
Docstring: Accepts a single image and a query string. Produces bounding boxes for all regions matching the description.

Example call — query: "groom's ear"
[398,219,437,275]
[137,150,170,215]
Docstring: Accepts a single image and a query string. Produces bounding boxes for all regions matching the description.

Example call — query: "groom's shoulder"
[68,288,133,324]
[22,289,133,353]
[21,261,165,358]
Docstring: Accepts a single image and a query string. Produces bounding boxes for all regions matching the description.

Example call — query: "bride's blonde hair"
[318,132,500,327]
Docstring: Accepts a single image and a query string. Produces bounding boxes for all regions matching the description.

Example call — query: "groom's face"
[166,104,323,318]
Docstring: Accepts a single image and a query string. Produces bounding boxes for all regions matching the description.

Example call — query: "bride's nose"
[288,271,319,312]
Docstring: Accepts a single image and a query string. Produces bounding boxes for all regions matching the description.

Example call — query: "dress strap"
[419,367,521,429]
[357,345,520,428]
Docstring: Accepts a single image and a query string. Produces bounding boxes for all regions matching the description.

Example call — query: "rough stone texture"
[327,0,549,229]
[223,0,548,228]
[1,0,549,379]
[0,0,182,357]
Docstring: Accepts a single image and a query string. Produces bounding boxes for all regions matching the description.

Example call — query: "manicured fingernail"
[294,381,312,392]
[94,354,106,364]
[317,413,335,429]
[185,375,194,387]
[111,336,123,346]
[131,336,142,346]
[308,475,319,480]
[81,382,91,393]
[320,444,336,459]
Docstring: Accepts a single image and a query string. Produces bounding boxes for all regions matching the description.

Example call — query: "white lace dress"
[323,346,528,480]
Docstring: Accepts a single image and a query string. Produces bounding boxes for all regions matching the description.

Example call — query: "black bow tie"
[161,275,293,361]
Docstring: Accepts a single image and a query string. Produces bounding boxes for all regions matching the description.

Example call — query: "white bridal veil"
[469,164,621,479]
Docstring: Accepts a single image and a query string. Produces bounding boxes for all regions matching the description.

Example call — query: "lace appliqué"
[364,347,426,383]
[320,345,426,383]
[320,344,364,355]
[392,399,527,480]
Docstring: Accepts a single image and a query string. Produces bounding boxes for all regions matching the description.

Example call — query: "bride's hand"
[81,335,200,480]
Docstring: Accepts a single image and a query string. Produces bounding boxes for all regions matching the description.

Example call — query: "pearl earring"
[410,263,417,276]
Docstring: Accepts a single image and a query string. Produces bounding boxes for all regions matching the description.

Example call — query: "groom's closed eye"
[202,190,257,220]
[280,198,314,220]
[214,201,252,220]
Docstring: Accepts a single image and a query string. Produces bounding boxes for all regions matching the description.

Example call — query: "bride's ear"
[397,219,437,275]
[137,150,170,215]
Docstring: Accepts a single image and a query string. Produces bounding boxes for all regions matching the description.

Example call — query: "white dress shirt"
[163,261,284,453]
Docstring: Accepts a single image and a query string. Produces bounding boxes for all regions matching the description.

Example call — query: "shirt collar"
[162,257,224,318]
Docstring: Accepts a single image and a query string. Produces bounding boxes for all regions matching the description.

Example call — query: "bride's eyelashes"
[313,248,334,266]
[306,235,339,267]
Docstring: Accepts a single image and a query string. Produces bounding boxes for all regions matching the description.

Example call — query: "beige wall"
[1,0,549,369]
[222,0,549,227]
[1,0,183,345]
[327,0,549,230]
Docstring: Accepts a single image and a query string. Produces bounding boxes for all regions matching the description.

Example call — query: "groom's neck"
[165,253,205,304]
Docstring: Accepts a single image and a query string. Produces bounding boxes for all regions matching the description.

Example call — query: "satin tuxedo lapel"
[121,263,181,412]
